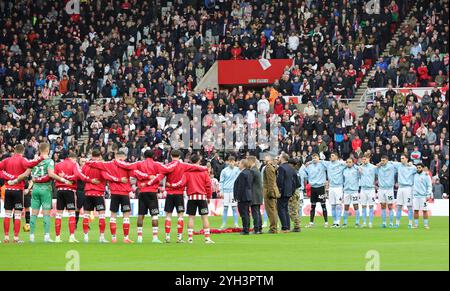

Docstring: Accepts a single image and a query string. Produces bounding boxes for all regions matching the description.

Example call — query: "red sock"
[13,214,21,238]
[55,215,62,236]
[177,218,184,235]
[123,218,130,237]
[69,215,76,235]
[165,219,171,234]
[110,218,117,236]
[83,216,90,234]
[188,228,194,240]
[3,215,11,237]
[204,228,211,239]
[99,215,106,234]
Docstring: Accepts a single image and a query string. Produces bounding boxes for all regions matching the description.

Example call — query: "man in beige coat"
[262,155,280,234]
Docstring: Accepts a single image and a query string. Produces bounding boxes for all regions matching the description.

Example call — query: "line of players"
[299,152,433,229]
[0,143,214,244]
[0,143,434,243]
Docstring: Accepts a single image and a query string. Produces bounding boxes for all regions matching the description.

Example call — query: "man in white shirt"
[257,95,270,114]
[288,32,300,51]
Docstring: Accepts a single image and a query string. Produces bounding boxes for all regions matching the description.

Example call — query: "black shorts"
[4,190,24,211]
[57,190,77,211]
[164,194,185,213]
[311,186,326,204]
[110,194,131,213]
[139,192,159,216]
[24,194,31,208]
[76,190,85,210]
[186,199,209,216]
[84,196,106,212]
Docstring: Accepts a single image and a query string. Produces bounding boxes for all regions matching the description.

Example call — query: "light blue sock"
[263,209,268,224]
[369,207,374,224]
[362,207,367,224]
[381,208,387,225]
[414,219,419,226]
[355,208,360,225]
[424,219,429,226]
[396,205,403,225]
[343,210,348,225]
[389,208,394,225]
[232,206,239,226]
[331,205,336,224]
[336,205,342,225]
[407,207,413,225]
[222,206,228,226]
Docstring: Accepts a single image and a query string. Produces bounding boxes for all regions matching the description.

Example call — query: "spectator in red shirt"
[351,136,362,152]
[231,42,242,60]
[273,98,284,116]
[417,62,430,86]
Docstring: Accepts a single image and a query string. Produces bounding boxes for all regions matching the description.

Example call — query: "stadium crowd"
[0,0,448,246]
[0,0,448,201]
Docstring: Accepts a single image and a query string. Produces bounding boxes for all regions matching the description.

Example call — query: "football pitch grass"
[0,216,448,271]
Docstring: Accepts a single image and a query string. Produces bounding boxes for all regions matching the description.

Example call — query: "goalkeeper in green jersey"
[28,143,72,242]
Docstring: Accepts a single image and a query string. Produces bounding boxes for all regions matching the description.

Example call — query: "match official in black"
[248,156,263,234]
[233,159,253,235]
[276,153,300,233]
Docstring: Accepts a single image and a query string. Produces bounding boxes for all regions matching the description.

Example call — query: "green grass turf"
[0,216,448,271]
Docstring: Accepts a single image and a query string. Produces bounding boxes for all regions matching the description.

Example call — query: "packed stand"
[368,0,449,88]
[0,0,447,199]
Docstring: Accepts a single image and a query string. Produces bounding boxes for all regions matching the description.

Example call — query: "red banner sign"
[218,59,293,85]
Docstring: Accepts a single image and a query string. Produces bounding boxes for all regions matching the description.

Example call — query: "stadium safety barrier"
[0,199,448,217]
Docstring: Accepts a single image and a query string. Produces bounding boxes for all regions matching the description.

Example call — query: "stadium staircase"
[350,5,418,117]
[76,102,97,148]
[49,93,92,149]
[194,61,219,93]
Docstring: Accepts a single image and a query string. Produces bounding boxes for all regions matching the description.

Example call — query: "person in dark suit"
[233,159,253,235]
[276,153,300,232]
[248,156,263,234]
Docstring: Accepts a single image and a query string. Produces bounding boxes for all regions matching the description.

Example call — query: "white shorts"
[413,197,428,211]
[223,192,237,207]
[360,189,376,206]
[378,189,395,204]
[397,186,413,207]
[344,192,359,205]
[329,186,343,205]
